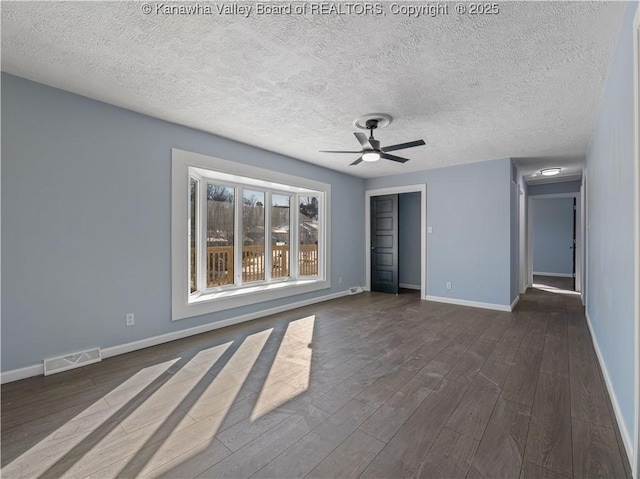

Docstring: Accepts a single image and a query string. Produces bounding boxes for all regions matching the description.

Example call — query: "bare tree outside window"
[272,194,291,278]
[243,189,265,282]
[299,195,319,275]
[206,184,235,286]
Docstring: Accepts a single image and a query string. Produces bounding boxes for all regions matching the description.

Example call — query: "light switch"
[427,226,433,233]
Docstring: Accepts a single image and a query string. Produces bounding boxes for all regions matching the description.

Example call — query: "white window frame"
[172,148,330,320]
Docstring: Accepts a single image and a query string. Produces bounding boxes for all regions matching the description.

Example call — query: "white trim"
[365,184,427,300]
[633,5,640,478]
[533,272,573,278]
[511,295,520,311]
[425,295,512,312]
[0,364,44,384]
[399,283,421,290]
[519,183,527,294]
[581,170,587,306]
[172,148,331,320]
[585,311,634,470]
[0,289,352,385]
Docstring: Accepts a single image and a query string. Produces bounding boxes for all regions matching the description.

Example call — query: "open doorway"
[528,192,582,293]
[365,185,426,299]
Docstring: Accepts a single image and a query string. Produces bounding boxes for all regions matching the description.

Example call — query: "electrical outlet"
[339,276,342,285]
[446,282,452,290]
[125,313,135,326]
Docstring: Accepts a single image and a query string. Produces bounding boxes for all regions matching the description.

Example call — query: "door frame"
[519,184,527,294]
[633,5,639,477]
[527,192,583,294]
[365,184,427,299]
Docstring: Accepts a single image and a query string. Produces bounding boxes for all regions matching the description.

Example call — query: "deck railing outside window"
[191,244,318,290]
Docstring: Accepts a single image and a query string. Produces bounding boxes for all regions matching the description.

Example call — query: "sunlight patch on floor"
[532,283,581,295]
[185,328,272,423]
[251,315,315,420]
[5,356,193,474]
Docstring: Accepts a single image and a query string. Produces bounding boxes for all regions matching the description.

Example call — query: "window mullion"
[265,191,272,282]
[235,186,243,286]
[199,179,207,292]
[320,193,325,280]
[291,194,299,279]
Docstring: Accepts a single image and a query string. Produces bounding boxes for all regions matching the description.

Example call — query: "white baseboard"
[511,295,520,311]
[399,283,421,290]
[0,289,352,384]
[0,364,45,384]
[533,272,573,278]
[585,311,634,470]
[425,295,512,312]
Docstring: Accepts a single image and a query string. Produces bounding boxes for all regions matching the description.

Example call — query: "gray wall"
[532,198,574,275]
[1,74,366,372]
[399,192,421,287]
[366,158,512,307]
[527,180,581,196]
[584,1,637,452]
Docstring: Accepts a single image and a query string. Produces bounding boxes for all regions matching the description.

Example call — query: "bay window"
[172,149,330,320]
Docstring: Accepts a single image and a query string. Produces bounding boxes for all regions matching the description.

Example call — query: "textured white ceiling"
[1,1,626,179]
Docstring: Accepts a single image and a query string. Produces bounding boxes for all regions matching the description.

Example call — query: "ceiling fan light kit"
[320,114,426,167]
[362,151,381,162]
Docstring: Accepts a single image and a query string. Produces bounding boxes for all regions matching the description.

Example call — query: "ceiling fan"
[320,119,425,166]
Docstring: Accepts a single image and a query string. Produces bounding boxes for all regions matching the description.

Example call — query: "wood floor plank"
[477,359,510,391]
[520,313,549,351]
[487,321,529,364]
[355,333,451,408]
[478,315,512,342]
[305,429,385,479]
[251,399,376,478]
[568,352,613,428]
[520,461,570,479]
[467,399,531,479]
[501,346,543,407]
[445,338,496,386]
[360,379,468,478]
[446,374,501,440]
[358,364,439,443]
[414,427,479,479]
[546,312,569,338]
[567,324,594,358]
[2,410,197,479]
[311,335,427,414]
[524,372,572,477]
[161,404,329,479]
[572,417,628,479]
[539,334,569,378]
[1,398,115,466]
[85,433,231,479]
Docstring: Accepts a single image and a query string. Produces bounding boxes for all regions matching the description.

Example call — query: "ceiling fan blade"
[381,152,410,163]
[382,139,425,152]
[354,132,373,149]
[319,150,362,154]
[350,157,364,166]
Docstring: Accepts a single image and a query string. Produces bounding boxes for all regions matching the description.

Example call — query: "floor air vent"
[44,347,102,376]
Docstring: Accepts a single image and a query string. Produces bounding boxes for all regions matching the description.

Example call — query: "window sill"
[173,278,330,320]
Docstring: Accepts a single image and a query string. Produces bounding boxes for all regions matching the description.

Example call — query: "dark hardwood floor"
[1,277,631,478]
